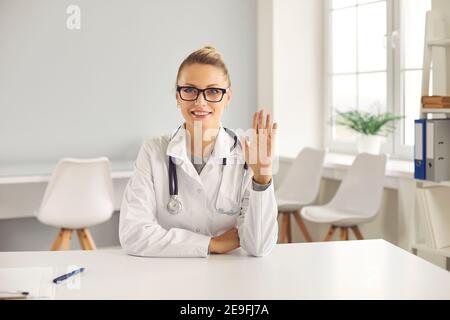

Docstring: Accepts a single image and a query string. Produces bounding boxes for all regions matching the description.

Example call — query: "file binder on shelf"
[414,119,427,180]
[425,119,450,182]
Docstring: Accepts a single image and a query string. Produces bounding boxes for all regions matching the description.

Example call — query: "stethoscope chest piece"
[167,195,182,215]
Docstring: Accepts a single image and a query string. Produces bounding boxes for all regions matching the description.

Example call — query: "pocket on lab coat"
[215,190,240,216]
[214,164,245,216]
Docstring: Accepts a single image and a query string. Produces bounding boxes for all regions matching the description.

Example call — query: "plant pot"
[357,135,383,154]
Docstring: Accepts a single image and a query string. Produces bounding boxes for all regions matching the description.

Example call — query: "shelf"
[412,243,450,258]
[427,38,450,47]
[416,180,450,189]
[421,108,450,114]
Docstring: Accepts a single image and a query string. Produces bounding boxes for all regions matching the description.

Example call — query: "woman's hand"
[241,110,278,185]
[208,228,240,254]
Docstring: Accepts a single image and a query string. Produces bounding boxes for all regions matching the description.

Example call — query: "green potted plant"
[335,109,403,154]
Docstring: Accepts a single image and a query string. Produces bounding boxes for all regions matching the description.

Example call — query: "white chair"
[301,153,387,241]
[276,147,326,243]
[36,157,114,250]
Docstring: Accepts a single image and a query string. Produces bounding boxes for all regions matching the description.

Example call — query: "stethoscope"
[167,127,248,215]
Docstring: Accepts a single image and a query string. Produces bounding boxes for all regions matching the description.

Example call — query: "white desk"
[0,162,133,184]
[1,240,449,299]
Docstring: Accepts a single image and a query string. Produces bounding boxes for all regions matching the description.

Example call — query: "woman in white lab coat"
[119,46,278,257]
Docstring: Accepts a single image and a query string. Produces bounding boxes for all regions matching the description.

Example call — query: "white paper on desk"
[0,267,56,299]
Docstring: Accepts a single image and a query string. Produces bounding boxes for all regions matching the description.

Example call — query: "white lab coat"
[119,125,278,258]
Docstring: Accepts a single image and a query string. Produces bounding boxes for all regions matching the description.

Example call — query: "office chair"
[36,157,114,250]
[301,153,387,241]
[275,147,326,243]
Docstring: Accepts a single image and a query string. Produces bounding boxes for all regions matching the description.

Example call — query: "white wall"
[273,0,324,157]
[257,0,324,159]
[257,0,274,113]
[0,0,257,168]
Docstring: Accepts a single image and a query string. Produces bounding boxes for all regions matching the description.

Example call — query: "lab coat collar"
[166,124,240,161]
[211,125,239,159]
[166,125,188,161]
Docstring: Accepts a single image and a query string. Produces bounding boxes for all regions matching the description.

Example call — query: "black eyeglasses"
[177,86,229,103]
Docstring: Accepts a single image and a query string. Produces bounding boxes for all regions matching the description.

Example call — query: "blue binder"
[414,119,426,180]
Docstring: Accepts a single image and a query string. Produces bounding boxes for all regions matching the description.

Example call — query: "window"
[326,0,431,159]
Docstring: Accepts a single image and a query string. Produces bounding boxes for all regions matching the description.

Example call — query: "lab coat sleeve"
[119,142,211,258]
[236,179,278,257]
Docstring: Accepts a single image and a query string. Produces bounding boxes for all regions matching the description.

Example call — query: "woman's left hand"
[241,110,278,185]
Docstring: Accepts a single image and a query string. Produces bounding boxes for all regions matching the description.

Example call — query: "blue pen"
[52,267,85,284]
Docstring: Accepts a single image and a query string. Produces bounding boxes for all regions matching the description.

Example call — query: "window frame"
[324,0,424,160]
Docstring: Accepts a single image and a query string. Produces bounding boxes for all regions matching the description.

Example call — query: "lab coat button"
[197,188,202,193]
[195,228,200,233]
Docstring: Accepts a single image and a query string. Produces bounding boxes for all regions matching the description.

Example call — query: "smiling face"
[176,63,231,132]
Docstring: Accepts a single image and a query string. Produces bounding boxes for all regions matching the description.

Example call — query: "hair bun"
[203,46,216,51]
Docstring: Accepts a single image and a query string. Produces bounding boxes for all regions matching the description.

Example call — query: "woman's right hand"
[208,228,240,254]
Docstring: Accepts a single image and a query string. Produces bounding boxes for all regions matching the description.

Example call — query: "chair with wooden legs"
[323,225,364,241]
[50,228,97,250]
[36,158,115,250]
[301,153,387,241]
[275,147,326,243]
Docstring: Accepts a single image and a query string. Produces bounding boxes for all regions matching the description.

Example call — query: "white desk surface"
[0,239,449,300]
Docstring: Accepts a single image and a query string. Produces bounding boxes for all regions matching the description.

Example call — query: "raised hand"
[241,110,278,185]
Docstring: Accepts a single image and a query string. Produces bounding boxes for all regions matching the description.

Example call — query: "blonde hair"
[176,46,231,87]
